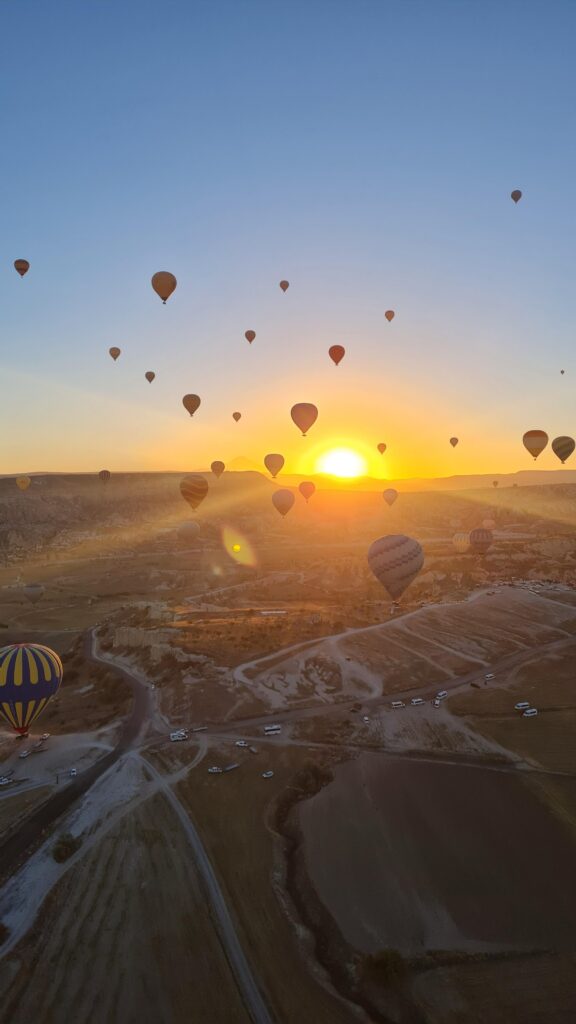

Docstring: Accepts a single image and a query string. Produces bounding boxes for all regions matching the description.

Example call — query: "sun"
[315,447,367,478]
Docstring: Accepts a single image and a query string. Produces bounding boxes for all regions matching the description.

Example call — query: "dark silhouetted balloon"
[23,583,44,606]
[180,474,208,511]
[552,436,575,464]
[211,460,225,478]
[377,443,387,455]
[245,330,256,344]
[145,371,155,383]
[279,280,289,292]
[109,347,121,361]
[151,271,177,303]
[450,437,459,447]
[522,430,548,460]
[298,481,315,502]
[561,369,565,375]
[492,480,499,488]
[470,527,493,555]
[16,476,31,491]
[367,535,424,601]
[383,488,398,506]
[14,259,29,277]
[290,403,318,436]
[182,394,201,417]
[0,642,63,736]
[264,453,284,478]
[511,190,522,203]
[328,345,345,366]
[232,411,241,422]
[99,470,111,483]
[385,310,395,322]
[272,489,295,518]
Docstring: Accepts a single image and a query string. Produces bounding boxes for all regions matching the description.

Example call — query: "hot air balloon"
[469,527,493,555]
[561,370,565,375]
[23,583,44,606]
[180,474,209,511]
[99,470,111,483]
[385,310,395,322]
[523,430,548,460]
[450,437,459,448]
[178,520,200,542]
[211,460,225,478]
[328,345,345,366]
[109,347,121,361]
[492,480,499,488]
[452,532,470,553]
[151,271,177,304]
[264,453,284,478]
[145,371,155,383]
[182,394,201,417]
[279,280,289,292]
[377,443,387,455]
[383,488,398,506]
[272,490,295,518]
[16,477,31,491]
[232,411,242,422]
[511,190,522,203]
[552,436,576,464]
[0,642,63,736]
[299,481,316,502]
[14,259,29,277]
[290,403,318,437]
[367,535,424,601]
[245,330,256,344]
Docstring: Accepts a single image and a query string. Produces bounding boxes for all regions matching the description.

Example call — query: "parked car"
[515,701,530,710]
[18,750,30,759]
[484,672,495,681]
[523,708,538,717]
[235,740,249,748]
[436,690,448,700]
[362,715,370,723]
[410,697,425,706]
[40,733,50,741]
[390,701,405,709]
[432,699,441,708]
[262,771,274,779]
[69,767,77,777]
[208,766,223,774]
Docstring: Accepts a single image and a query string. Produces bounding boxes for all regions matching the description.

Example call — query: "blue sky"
[1,0,575,477]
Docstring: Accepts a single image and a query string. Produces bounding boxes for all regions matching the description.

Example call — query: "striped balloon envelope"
[469,528,493,556]
[367,534,424,601]
[452,532,471,553]
[0,643,63,735]
[180,474,209,511]
[522,430,548,460]
[551,436,575,464]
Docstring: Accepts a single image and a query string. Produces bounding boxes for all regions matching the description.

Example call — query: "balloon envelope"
[367,535,424,601]
[290,403,318,436]
[109,347,121,361]
[452,532,470,553]
[99,470,111,483]
[383,488,398,506]
[180,474,209,511]
[299,481,316,502]
[469,527,493,555]
[16,476,31,491]
[232,411,241,422]
[272,489,295,518]
[145,371,155,383]
[182,394,201,417]
[492,481,499,488]
[14,259,30,277]
[151,271,177,303]
[328,345,345,366]
[450,437,459,447]
[552,436,576,464]
[211,460,225,478]
[279,280,289,292]
[264,453,284,478]
[511,189,522,203]
[0,643,63,736]
[385,310,395,322]
[245,330,256,343]
[23,583,44,606]
[377,443,387,455]
[523,430,548,460]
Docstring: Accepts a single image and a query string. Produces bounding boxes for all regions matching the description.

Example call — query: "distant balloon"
[151,271,177,304]
[264,453,284,478]
[14,259,29,277]
[298,481,316,502]
[211,460,225,478]
[469,527,493,555]
[511,189,522,203]
[328,345,345,366]
[561,369,565,375]
[182,394,201,417]
[450,437,459,448]
[232,411,242,422]
[23,583,44,606]
[245,330,256,344]
[552,436,576,464]
[492,480,499,488]
[523,430,548,460]
[385,310,395,322]
[377,443,387,455]
[367,535,424,601]
[279,280,289,292]
[16,476,31,491]
[145,371,155,383]
[99,470,111,483]
[0,643,63,736]
[272,489,295,518]
[452,532,470,553]
[290,403,318,436]
[178,520,200,542]
[109,347,121,361]
[180,474,208,511]
[383,488,398,506]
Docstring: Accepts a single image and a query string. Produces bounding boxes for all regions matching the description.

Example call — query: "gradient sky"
[2,0,576,479]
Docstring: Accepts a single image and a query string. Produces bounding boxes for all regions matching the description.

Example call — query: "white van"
[436,690,448,700]
[484,672,495,681]
[515,701,530,710]
[523,708,538,717]
[410,697,425,706]
[391,701,405,709]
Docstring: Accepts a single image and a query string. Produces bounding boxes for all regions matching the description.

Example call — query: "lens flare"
[222,526,258,567]
[315,447,367,478]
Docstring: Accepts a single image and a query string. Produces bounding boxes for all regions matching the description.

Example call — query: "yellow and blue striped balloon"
[0,643,63,736]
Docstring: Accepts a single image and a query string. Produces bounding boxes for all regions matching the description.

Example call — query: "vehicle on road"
[170,730,188,742]
[391,701,405,709]
[18,751,30,759]
[69,767,77,777]
[515,701,530,710]
[0,778,12,786]
[362,715,370,723]
[40,733,50,741]
[263,725,282,735]
[410,697,425,706]
[523,708,538,717]
[262,771,274,779]
[208,766,223,774]
[485,672,495,681]
[436,690,448,699]
[432,699,441,708]
[235,740,249,748]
